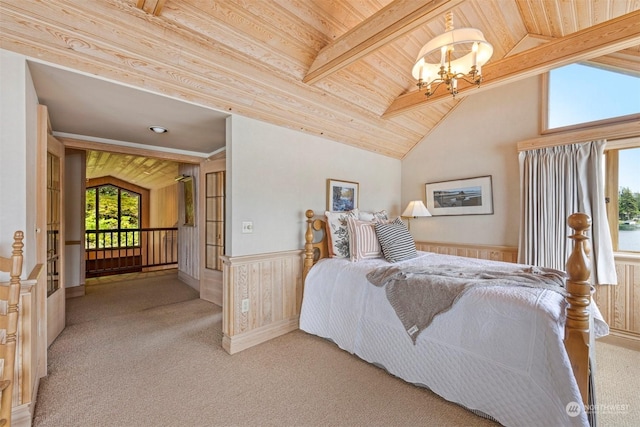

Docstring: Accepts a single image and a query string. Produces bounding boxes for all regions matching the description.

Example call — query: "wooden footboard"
[302,209,594,414]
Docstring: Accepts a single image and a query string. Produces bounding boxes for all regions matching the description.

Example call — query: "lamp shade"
[411,27,493,83]
[402,200,431,218]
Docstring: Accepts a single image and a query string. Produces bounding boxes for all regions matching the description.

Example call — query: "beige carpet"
[32,271,639,427]
[594,340,640,427]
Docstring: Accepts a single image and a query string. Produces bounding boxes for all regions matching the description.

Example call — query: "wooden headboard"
[303,210,328,283]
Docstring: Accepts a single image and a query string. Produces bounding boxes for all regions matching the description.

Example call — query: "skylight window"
[547,63,640,130]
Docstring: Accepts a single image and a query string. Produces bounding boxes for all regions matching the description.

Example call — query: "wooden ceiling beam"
[303,0,465,84]
[587,48,640,77]
[383,10,640,118]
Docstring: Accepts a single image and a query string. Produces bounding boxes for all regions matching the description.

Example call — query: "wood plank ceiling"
[85,151,179,190]
[1,0,639,160]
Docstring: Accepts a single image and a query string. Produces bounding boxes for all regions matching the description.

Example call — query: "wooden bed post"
[303,210,328,284]
[303,210,316,283]
[564,213,592,410]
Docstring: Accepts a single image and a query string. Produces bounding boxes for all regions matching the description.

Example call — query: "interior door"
[199,159,226,305]
[46,122,66,346]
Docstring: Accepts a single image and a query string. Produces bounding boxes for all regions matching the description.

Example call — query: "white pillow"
[325,209,359,258]
[346,217,383,262]
[358,210,388,222]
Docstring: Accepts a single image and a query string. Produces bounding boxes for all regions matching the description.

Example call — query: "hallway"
[65,270,202,326]
[33,270,222,426]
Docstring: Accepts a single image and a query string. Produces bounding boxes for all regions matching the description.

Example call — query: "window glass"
[86,184,141,249]
[86,188,96,231]
[120,190,140,229]
[98,185,119,230]
[618,147,640,252]
[548,63,640,130]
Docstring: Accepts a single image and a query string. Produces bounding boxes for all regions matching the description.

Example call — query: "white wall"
[64,149,86,288]
[227,115,402,256]
[402,77,541,247]
[0,50,39,274]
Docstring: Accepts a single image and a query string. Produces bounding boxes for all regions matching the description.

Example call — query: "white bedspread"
[299,251,609,427]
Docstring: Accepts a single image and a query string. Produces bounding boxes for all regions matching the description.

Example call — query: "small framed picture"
[182,177,195,226]
[327,179,359,212]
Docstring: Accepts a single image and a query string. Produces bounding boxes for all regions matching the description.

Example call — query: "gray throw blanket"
[366,263,566,344]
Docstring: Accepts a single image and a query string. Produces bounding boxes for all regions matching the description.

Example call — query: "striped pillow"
[346,217,383,262]
[374,218,418,262]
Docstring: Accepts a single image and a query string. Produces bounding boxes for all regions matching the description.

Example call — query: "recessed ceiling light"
[149,125,168,134]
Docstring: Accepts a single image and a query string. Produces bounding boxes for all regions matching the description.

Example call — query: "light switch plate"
[242,221,253,233]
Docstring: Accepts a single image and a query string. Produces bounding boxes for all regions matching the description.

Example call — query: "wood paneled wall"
[177,164,199,285]
[150,184,178,228]
[219,242,638,355]
[221,250,302,354]
[594,254,640,349]
[415,241,518,263]
[11,265,43,426]
[416,241,640,347]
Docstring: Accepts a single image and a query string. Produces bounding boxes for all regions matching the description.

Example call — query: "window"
[546,63,640,252]
[205,171,225,271]
[607,145,640,253]
[47,152,61,296]
[545,63,640,132]
[86,184,141,249]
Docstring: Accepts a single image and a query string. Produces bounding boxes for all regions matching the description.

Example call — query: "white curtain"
[518,140,617,285]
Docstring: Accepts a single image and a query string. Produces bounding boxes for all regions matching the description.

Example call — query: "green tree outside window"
[86,185,141,249]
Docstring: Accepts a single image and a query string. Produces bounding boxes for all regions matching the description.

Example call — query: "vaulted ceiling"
[1,0,639,162]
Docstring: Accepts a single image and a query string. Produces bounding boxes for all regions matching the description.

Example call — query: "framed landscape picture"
[425,175,493,216]
[183,177,195,226]
[327,179,359,212]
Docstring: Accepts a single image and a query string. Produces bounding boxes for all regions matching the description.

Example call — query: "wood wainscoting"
[221,250,302,354]
[416,241,640,349]
[219,244,639,354]
[593,254,640,350]
[415,241,518,263]
[11,264,45,426]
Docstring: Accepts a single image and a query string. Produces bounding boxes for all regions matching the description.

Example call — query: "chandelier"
[412,12,493,99]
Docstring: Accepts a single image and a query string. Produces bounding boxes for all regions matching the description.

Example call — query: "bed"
[299,209,608,427]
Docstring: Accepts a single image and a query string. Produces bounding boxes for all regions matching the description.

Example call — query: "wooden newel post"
[7,231,24,344]
[564,213,592,409]
[1,230,24,424]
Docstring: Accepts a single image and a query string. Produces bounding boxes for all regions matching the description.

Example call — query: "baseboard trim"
[12,402,33,427]
[598,330,640,351]
[223,317,299,355]
[178,271,199,291]
[65,285,85,299]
